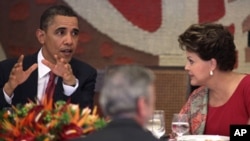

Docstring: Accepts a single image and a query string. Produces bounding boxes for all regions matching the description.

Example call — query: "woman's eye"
[189,59,194,64]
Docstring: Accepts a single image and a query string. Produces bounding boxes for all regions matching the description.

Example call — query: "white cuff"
[62,78,79,96]
[3,89,14,104]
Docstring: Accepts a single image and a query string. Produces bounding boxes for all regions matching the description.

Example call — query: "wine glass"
[146,110,166,138]
[171,113,190,138]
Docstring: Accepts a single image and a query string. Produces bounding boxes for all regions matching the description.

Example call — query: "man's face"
[39,15,79,64]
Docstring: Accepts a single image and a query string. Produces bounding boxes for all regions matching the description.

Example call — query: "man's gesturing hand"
[4,55,38,96]
[42,55,76,86]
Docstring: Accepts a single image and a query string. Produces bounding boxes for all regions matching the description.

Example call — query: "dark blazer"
[0,52,97,109]
[75,118,160,141]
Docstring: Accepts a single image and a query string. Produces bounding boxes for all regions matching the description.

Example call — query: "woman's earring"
[210,70,213,76]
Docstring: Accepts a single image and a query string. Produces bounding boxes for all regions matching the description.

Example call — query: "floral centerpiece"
[0,95,107,141]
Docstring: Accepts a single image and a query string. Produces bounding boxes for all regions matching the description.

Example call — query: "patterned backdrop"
[0,0,250,72]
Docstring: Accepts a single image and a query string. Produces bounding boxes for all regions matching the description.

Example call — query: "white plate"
[176,135,229,141]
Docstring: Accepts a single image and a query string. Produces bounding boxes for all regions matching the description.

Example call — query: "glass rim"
[154,110,164,112]
[173,113,188,115]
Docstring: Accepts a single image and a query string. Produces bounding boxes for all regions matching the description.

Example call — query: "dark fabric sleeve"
[0,61,13,109]
[69,62,97,109]
[74,69,97,109]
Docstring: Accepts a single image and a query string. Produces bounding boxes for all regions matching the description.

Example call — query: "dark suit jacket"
[0,52,97,109]
[75,118,160,141]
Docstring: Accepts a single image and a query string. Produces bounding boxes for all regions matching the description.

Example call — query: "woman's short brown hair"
[178,23,236,71]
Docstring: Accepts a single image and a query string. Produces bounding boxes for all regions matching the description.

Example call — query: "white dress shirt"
[3,48,79,104]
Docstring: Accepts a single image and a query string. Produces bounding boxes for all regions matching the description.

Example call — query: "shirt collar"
[38,48,51,79]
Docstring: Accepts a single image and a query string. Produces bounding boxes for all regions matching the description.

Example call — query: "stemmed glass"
[146,110,166,138]
[171,113,190,138]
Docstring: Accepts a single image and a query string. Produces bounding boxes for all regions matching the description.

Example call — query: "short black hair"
[40,5,78,30]
[178,23,236,71]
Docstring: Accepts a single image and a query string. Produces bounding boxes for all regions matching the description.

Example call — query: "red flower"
[15,134,35,141]
[60,123,83,140]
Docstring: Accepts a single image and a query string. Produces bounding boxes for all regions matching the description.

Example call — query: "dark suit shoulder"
[0,57,18,66]
[0,53,37,70]
[70,58,97,75]
[81,129,160,141]
[80,120,160,141]
[0,57,19,77]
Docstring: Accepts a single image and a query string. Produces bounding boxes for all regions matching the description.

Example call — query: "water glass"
[146,110,166,138]
[171,113,190,137]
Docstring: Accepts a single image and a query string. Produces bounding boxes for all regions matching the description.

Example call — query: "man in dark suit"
[0,5,96,109]
[77,65,160,141]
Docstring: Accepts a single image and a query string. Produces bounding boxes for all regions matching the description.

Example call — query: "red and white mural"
[0,0,250,71]
[65,0,188,55]
[64,0,250,71]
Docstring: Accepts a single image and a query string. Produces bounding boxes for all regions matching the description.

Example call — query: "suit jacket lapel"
[25,69,38,102]
[23,52,38,100]
[54,77,64,101]
[23,53,39,102]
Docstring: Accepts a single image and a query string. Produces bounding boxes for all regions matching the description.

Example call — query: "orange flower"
[0,93,107,140]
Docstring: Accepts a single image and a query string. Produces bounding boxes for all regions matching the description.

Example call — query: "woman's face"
[185,51,213,86]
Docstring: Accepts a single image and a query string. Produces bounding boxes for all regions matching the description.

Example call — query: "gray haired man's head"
[99,65,155,118]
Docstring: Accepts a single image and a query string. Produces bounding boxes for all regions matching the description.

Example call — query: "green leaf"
[93,118,107,129]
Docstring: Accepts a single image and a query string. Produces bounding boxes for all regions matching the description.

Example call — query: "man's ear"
[36,29,45,44]
[137,97,146,118]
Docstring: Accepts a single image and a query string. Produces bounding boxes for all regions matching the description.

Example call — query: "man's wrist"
[3,82,14,97]
[63,76,77,86]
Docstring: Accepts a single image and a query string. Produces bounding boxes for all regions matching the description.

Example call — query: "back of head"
[178,23,236,71]
[99,65,155,118]
[40,5,78,30]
